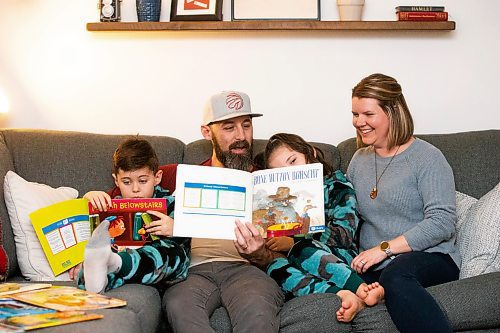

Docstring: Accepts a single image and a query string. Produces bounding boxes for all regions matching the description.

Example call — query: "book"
[395,6,445,12]
[397,11,448,21]
[88,198,167,247]
[173,163,325,240]
[0,284,52,298]
[9,286,126,312]
[1,311,103,331]
[29,199,90,276]
[0,298,55,319]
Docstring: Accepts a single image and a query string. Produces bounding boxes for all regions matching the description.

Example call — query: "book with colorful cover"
[29,199,90,276]
[1,311,103,331]
[88,198,167,247]
[395,6,445,12]
[9,286,126,312]
[0,298,55,319]
[0,284,52,298]
[397,11,448,21]
[173,163,325,240]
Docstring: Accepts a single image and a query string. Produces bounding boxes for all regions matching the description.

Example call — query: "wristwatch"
[380,241,396,260]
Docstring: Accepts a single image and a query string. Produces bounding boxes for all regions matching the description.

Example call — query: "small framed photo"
[171,0,223,21]
[232,0,320,21]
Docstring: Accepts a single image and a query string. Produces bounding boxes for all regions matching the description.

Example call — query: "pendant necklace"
[370,145,401,199]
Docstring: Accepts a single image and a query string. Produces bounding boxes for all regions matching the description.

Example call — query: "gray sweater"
[347,138,461,270]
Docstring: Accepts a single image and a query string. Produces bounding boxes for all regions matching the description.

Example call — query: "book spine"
[397,11,448,21]
[396,6,445,12]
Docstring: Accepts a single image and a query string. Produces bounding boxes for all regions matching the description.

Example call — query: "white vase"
[337,0,365,21]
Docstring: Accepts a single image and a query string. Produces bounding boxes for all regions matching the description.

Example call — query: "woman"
[347,73,460,332]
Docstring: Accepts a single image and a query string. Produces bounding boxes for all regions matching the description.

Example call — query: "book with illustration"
[88,198,167,247]
[9,286,126,312]
[0,284,52,298]
[173,163,325,240]
[29,199,90,276]
[0,311,103,331]
[0,298,55,319]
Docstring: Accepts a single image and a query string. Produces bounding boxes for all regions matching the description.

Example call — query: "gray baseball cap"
[203,91,263,125]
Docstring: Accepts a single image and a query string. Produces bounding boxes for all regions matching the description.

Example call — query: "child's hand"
[144,210,174,237]
[84,191,112,212]
[266,236,294,252]
[68,263,82,281]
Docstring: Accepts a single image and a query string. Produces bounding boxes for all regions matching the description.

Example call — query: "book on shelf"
[9,286,126,312]
[0,298,55,319]
[173,163,325,240]
[29,199,90,276]
[0,311,103,331]
[88,198,167,247]
[0,284,52,298]
[395,6,445,12]
[397,11,448,21]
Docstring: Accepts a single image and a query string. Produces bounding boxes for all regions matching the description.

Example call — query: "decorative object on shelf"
[171,0,223,21]
[232,0,320,21]
[337,0,364,21]
[99,0,122,22]
[136,0,162,22]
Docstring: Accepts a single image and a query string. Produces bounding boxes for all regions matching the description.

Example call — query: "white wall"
[0,0,499,145]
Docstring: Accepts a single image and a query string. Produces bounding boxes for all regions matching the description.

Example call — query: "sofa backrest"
[0,129,185,277]
[337,130,500,199]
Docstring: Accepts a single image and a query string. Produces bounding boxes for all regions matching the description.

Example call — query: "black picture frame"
[171,0,223,21]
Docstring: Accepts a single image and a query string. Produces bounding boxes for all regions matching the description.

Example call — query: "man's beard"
[213,137,253,171]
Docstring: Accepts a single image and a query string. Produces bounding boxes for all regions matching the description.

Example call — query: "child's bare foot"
[358,282,385,306]
[335,290,365,322]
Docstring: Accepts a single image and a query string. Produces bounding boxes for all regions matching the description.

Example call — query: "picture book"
[29,199,90,276]
[0,298,55,319]
[0,311,103,331]
[9,286,126,312]
[88,198,167,247]
[173,163,325,240]
[0,284,52,298]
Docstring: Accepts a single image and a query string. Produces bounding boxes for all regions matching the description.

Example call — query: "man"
[163,91,284,332]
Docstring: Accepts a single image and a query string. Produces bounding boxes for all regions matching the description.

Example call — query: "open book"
[173,163,325,240]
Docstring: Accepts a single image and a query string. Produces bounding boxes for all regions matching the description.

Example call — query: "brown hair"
[264,133,333,176]
[113,137,159,175]
[352,73,414,149]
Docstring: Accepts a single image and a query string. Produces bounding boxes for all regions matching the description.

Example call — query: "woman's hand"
[144,210,173,237]
[84,191,112,212]
[266,237,294,252]
[351,247,388,274]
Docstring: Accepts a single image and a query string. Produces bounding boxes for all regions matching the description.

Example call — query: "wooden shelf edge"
[86,20,456,32]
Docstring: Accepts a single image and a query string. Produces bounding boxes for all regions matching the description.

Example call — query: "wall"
[0,0,499,145]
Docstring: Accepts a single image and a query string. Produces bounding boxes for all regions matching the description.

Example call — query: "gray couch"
[0,128,499,333]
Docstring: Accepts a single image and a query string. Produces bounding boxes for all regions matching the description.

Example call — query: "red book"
[397,11,448,21]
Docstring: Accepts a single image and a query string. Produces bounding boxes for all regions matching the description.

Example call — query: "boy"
[77,137,190,293]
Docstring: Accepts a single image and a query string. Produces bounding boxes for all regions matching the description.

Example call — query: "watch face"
[380,241,389,250]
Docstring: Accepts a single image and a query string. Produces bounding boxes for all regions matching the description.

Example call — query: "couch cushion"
[457,182,500,279]
[3,171,78,281]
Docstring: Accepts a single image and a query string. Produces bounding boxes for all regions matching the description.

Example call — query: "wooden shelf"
[86,20,456,32]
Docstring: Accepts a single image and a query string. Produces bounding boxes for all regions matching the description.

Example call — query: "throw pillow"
[455,191,477,233]
[457,182,500,279]
[3,171,78,281]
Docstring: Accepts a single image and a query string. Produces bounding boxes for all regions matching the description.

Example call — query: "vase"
[136,0,161,22]
[337,0,365,21]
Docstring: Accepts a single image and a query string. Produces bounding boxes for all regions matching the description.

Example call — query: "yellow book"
[29,199,90,276]
[1,311,103,330]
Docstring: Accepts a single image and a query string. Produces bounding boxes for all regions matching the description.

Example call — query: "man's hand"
[84,191,112,212]
[234,220,285,270]
[145,210,173,237]
[266,236,294,252]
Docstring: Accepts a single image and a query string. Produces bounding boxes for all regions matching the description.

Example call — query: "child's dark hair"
[113,137,159,175]
[264,133,333,176]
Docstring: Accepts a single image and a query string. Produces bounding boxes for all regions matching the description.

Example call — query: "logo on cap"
[226,93,244,111]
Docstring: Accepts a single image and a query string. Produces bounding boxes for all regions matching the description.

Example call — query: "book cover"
[88,198,167,247]
[0,298,55,319]
[29,199,90,276]
[173,163,325,240]
[395,6,445,12]
[397,11,448,21]
[1,311,103,331]
[9,286,126,312]
[0,284,52,298]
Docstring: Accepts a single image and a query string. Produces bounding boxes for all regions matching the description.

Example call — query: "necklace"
[370,145,400,199]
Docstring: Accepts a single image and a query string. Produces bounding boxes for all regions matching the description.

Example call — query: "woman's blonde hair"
[352,73,414,149]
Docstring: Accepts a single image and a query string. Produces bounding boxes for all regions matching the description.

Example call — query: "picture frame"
[232,0,320,21]
[171,0,223,21]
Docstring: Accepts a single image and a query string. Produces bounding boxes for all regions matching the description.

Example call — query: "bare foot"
[335,290,365,322]
[358,282,385,306]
